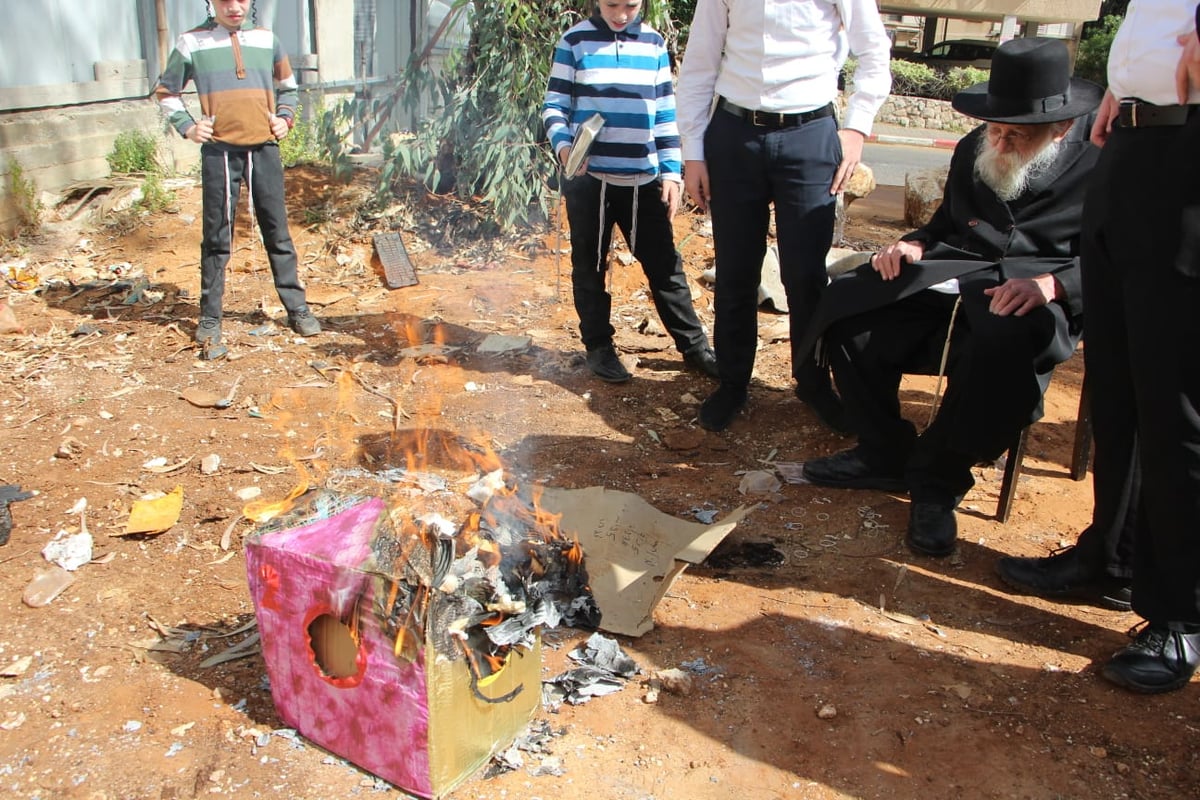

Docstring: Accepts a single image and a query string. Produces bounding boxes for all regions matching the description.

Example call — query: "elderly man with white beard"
[794,38,1103,558]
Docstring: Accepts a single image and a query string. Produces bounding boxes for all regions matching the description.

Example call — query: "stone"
[904,167,948,228]
[843,163,876,206]
[834,163,877,245]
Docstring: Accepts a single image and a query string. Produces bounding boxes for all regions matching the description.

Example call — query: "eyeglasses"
[985,124,1038,145]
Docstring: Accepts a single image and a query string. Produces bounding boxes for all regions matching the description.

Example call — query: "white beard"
[974,136,1062,202]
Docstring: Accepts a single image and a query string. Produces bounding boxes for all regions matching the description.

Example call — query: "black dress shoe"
[699,383,748,431]
[906,501,957,557]
[684,346,720,380]
[795,383,855,436]
[996,547,1132,612]
[1101,624,1200,694]
[802,447,906,492]
[586,345,632,383]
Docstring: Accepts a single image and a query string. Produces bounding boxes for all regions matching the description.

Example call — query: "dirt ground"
[0,164,1196,800]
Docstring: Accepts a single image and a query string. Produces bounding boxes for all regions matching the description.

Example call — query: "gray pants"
[199,142,306,319]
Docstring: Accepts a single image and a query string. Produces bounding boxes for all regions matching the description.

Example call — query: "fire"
[243,480,310,523]
[245,317,600,689]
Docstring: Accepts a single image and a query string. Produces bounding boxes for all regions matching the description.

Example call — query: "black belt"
[1116,99,1198,128]
[717,97,835,129]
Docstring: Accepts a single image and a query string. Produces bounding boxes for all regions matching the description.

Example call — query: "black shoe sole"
[591,370,631,383]
[906,536,956,558]
[801,471,907,493]
[996,569,1133,613]
[1100,663,1196,694]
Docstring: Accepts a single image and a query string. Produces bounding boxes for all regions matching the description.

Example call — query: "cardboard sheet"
[539,486,750,637]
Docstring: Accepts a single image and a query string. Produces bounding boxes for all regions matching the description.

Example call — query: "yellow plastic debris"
[122,485,184,535]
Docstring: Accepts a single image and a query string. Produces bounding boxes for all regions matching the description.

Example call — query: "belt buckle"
[749,109,784,128]
[1120,99,1139,127]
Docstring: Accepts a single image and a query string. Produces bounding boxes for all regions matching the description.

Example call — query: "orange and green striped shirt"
[153,19,298,149]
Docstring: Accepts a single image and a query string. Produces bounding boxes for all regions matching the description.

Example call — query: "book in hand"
[564,113,605,177]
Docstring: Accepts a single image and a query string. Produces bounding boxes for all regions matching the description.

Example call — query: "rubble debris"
[476,334,531,355]
[738,469,782,495]
[543,632,639,708]
[42,530,94,571]
[703,539,786,569]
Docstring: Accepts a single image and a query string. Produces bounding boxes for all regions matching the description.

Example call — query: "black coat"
[798,117,1100,369]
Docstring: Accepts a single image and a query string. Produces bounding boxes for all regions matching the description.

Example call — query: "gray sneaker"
[287,308,321,337]
[195,316,221,345]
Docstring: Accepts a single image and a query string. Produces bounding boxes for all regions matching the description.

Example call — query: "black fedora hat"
[951,38,1103,124]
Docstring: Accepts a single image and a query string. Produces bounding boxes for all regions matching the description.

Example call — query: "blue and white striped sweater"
[542,17,682,182]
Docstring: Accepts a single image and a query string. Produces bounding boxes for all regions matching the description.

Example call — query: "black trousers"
[703,108,840,389]
[199,143,307,320]
[1081,116,1200,624]
[828,288,1067,503]
[1070,407,1138,581]
[563,175,708,355]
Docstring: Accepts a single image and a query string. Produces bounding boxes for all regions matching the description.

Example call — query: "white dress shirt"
[676,0,892,161]
[1107,0,1200,106]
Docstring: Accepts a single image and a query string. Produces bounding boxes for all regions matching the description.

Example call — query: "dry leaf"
[181,387,230,408]
[249,462,289,475]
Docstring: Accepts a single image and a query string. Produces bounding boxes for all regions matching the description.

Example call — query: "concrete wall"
[0,98,195,235]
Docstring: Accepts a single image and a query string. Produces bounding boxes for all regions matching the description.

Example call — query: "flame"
[242,480,309,523]
[565,538,584,568]
[242,311,594,677]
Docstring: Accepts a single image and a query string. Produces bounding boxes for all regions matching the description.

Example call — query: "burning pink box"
[245,496,540,799]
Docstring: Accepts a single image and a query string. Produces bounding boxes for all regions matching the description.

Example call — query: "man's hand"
[983,275,1059,316]
[661,179,681,221]
[684,159,710,212]
[871,239,924,280]
[186,116,215,143]
[831,128,865,195]
[1090,90,1119,148]
[1176,29,1200,104]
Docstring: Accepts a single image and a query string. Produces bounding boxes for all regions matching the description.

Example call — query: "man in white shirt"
[1079,0,1200,694]
[675,0,891,433]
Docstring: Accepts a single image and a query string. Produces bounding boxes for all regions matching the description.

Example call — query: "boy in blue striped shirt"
[543,0,717,383]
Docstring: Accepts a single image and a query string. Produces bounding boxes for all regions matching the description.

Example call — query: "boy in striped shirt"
[154,0,319,356]
[543,0,717,383]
